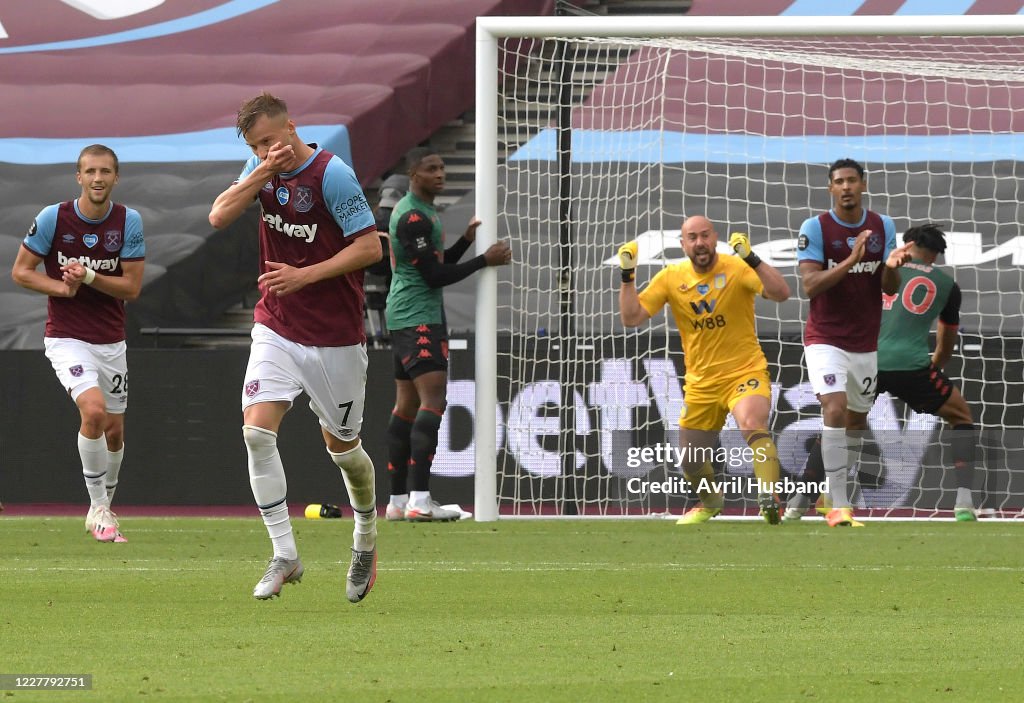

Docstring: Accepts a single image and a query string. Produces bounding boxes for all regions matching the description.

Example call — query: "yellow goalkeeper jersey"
[638,254,767,386]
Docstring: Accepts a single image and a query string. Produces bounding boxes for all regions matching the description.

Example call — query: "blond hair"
[236,92,289,137]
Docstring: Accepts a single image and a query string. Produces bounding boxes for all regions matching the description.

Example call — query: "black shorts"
[876,363,954,415]
[391,323,449,380]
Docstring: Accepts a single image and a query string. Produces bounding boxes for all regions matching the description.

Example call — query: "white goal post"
[474,15,1024,522]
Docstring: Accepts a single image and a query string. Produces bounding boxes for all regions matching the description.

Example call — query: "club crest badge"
[276,186,290,206]
[83,233,99,248]
[867,232,883,253]
[104,230,122,252]
[70,365,83,377]
[245,380,260,397]
[824,373,836,386]
[294,186,314,213]
[715,274,726,289]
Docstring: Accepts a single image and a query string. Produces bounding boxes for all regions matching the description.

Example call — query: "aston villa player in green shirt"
[876,223,978,520]
[384,147,512,521]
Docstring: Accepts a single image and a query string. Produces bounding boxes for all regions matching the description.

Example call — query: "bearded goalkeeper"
[618,216,791,524]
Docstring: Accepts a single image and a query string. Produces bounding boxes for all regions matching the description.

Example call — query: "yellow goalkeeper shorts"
[680,368,772,432]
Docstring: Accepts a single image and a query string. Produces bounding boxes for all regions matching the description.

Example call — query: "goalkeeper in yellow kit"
[618,215,791,524]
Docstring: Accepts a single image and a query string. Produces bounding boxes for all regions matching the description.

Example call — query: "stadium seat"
[0,0,554,345]
[0,235,30,294]
[0,233,25,261]
[0,293,48,349]
[141,263,168,288]
[143,234,206,268]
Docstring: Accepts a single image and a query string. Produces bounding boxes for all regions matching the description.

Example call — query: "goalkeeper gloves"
[618,241,638,283]
[729,232,762,268]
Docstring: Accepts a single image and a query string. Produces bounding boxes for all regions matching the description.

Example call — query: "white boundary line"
[1,514,1022,522]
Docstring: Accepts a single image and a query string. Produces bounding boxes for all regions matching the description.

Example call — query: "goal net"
[473,16,1024,520]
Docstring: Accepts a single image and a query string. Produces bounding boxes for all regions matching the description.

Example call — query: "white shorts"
[44,337,128,413]
[242,323,367,441]
[804,343,877,414]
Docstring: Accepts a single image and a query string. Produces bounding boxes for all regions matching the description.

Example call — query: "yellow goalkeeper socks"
[684,461,723,508]
[747,431,781,492]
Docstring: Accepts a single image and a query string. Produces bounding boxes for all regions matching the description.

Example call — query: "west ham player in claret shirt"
[786,223,980,523]
[790,158,911,527]
[12,144,144,544]
[209,93,382,603]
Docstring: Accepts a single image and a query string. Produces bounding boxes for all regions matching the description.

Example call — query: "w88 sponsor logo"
[691,314,727,331]
[689,298,727,329]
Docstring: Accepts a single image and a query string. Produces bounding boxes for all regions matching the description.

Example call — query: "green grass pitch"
[2,517,1022,702]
